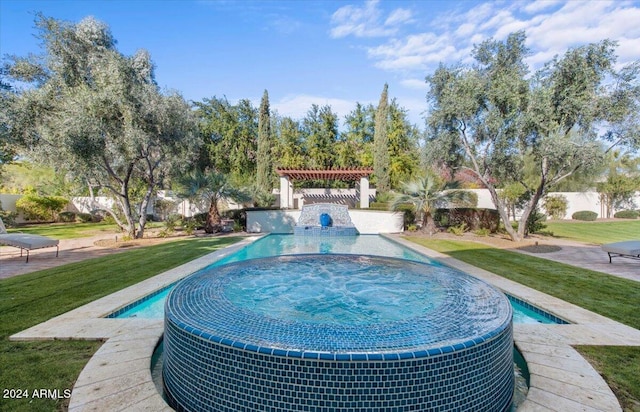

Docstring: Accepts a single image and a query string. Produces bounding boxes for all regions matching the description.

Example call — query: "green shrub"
[0,210,17,227]
[614,210,639,219]
[572,210,598,221]
[58,211,76,222]
[78,212,94,222]
[473,228,491,236]
[543,194,568,219]
[433,208,500,232]
[183,219,197,235]
[163,214,181,233]
[368,202,390,210]
[526,210,547,235]
[447,222,468,236]
[16,194,68,221]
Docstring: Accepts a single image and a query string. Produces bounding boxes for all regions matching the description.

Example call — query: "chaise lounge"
[601,240,640,263]
[0,217,59,263]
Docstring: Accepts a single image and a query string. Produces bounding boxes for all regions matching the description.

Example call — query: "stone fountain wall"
[294,203,358,236]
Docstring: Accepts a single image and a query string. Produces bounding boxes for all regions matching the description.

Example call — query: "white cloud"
[523,0,563,14]
[344,0,640,82]
[329,0,414,38]
[385,8,413,26]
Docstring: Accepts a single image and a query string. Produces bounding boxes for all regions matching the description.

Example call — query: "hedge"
[572,210,598,221]
[434,208,500,232]
[613,210,639,219]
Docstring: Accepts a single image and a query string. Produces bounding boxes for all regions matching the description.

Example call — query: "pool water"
[113,234,565,325]
[223,256,445,325]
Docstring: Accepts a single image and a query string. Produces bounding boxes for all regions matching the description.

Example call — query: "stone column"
[279,176,293,209]
[359,176,370,209]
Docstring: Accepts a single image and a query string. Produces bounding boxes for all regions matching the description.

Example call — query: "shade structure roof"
[276,168,373,181]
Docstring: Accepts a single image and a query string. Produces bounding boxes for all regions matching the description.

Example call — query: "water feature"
[163,254,514,412]
[294,203,358,236]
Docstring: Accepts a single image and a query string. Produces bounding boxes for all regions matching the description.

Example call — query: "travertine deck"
[8,233,640,411]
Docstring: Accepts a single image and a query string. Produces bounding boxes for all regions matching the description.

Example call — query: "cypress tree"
[374,83,390,193]
[257,89,272,192]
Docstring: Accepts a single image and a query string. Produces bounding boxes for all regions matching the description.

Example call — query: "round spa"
[163,254,514,412]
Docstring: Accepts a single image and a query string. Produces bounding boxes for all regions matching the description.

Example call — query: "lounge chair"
[0,217,59,263]
[601,241,640,263]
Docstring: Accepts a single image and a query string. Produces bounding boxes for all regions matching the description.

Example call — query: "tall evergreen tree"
[388,99,420,188]
[374,83,390,193]
[194,96,258,186]
[257,89,272,192]
[337,102,375,168]
[303,104,337,170]
[272,116,305,168]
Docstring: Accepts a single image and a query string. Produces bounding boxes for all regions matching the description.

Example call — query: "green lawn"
[543,219,640,244]
[404,236,640,411]
[6,221,120,239]
[5,221,165,240]
[0,236,243,412]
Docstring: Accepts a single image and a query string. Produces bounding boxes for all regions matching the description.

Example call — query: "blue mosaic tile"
[164,255,514,411]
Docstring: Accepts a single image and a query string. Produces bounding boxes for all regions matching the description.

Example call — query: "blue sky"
[2,0,639,127]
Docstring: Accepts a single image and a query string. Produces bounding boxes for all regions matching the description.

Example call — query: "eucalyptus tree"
[374,83,390,193]
[5,15,199,238]
[256,90,272,193]
[426,31,640,241]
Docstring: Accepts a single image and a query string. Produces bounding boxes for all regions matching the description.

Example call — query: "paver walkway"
[513,238,639,282]
[1,234,125,279]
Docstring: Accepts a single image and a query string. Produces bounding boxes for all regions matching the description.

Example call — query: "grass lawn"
[6,221,121,239]
[0,236,243,412]
[404,236,640,411]
[5,221,166,240]
[543,219,640,244]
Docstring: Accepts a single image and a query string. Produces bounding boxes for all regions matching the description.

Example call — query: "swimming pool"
[110,234,567,325]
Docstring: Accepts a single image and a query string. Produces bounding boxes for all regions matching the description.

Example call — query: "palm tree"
[391,173,473,234]
[176,169,249,234]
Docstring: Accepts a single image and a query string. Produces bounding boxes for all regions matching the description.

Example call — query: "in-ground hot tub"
[163,255,514,411]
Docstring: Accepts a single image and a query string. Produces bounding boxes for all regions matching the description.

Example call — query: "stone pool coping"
[10,233,640,411]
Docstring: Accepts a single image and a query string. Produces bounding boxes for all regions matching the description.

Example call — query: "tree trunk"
[205,198,222,234]
[422,212,437,236]
[135,183,155,239]
[485,185,522,241]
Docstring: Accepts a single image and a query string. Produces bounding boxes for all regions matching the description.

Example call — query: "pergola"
[276,168,374,209]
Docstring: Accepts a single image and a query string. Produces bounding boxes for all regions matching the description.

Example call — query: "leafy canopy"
[4,15,199,237]
[426,31,640,241]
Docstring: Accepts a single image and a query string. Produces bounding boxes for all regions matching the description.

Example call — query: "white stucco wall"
[467,189,640,219]
[246,209,404,234]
